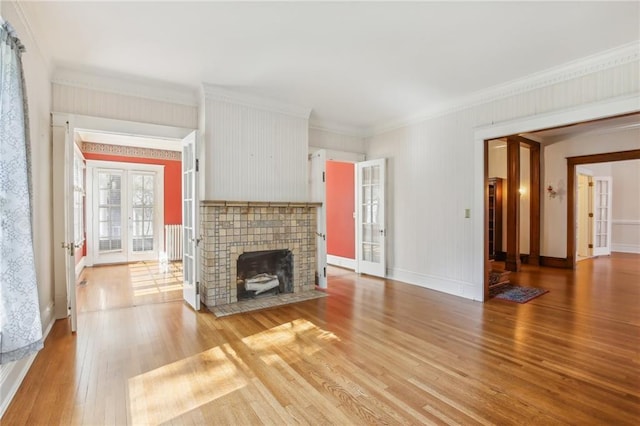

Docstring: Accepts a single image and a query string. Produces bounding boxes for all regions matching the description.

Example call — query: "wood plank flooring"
[77,261,183,313]
[3,253,639,425]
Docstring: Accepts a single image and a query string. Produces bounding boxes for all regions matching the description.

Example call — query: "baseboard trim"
[540,256,572,268]
[0,307,56,419]
[612,244,640,254]
[387,267,481,301]
[327,255,356,270]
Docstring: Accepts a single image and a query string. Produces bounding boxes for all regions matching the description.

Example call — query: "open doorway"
[52,113,196,330]
[77,130,184,312]
[482,111,640,300]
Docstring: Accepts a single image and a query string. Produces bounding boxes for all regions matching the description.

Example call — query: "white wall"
[611,160,640,253]
[52,84,198,129]
[366,55,639,300]
[1,0,54,417]
[542,127,640,257]
[200,85,310,202]
[309,126,366,154]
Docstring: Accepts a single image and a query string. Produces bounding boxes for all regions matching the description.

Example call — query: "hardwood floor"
[3,253,639,425]
[77,261,183,313]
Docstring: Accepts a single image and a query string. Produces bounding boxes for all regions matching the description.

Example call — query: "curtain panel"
[0,19,43,363]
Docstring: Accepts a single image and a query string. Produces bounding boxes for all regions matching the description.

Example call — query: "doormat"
[209,290,328,317]
[490,284,548,304]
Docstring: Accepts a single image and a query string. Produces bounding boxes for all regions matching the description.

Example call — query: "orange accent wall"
[326,161,355,259]
[82,153,182,225]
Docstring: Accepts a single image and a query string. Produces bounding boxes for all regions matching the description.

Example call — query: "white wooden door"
[309,150,327,288]
[88,162,164,265]
[52,114,78,331]
[356,159,386,277]
[182,131,200,310]
[593,176,612,256]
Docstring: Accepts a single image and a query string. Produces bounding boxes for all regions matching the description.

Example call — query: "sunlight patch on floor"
[128,343,247,424]
[128,319,340,423]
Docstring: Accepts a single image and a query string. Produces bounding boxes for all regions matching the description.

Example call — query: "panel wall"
[52,84,198,129]
[202,96,309,202]
[366,59,639,299]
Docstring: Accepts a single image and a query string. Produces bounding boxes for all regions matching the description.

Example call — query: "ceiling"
[19,1,640,131]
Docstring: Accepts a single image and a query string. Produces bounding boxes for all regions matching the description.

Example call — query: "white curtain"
[0,19,43,363]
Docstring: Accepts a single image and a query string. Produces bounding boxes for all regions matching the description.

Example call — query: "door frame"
[51,112,194,331]
[85,160,165,266]
[475,95,640,301]
[309,148,365,285]
[567,150,640,264]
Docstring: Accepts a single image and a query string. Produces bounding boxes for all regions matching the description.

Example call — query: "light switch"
[465,208,471,218]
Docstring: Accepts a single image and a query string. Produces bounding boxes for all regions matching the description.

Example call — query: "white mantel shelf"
[201,200,322,208]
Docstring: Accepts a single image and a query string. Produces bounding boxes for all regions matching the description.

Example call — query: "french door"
[87,161,164,265]
[356,158,386,277]
[182,131,200,311]
[593,176,612,256]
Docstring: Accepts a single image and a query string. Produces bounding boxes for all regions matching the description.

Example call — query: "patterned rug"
[490,284,548,304]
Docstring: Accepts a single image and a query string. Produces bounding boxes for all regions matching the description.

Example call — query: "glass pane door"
[356,158,386,277]
[97,171,123,253]
[593,176,612,256]
[131,173,155,253]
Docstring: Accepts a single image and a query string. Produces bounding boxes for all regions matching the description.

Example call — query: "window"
[73,147,85,247]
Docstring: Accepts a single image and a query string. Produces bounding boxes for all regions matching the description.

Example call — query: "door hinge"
[588,212,593,218]
[323,267,326,278]
[588,181,594,187]
[195,159,199,172]
[322,171,325,183]
[588,244,593,249]
[196,281,200,294]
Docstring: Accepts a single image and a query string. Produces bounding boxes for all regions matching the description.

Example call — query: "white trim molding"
[309,120,368,138]
[0,303,56,419]
[611,244,640,254]
[612,219,640,226]
[52,67,199,107]
[374,41,640,135]
[327,255,356,271]
[201,83,312,119]
[387,267,479,301]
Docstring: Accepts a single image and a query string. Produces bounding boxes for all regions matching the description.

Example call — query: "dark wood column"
[506,137,521,272]
[529,142,541,266]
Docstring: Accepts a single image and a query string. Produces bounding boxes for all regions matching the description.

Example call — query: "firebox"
[236,249,293,300]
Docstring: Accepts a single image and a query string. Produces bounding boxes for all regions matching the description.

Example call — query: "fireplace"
[237,249,293,300]
[199,201,320,307]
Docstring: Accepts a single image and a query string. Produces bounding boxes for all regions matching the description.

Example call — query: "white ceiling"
[20,1,640,131]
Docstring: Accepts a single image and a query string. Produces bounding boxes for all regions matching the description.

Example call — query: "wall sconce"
[519,186,527,195]
[547,185,558,198]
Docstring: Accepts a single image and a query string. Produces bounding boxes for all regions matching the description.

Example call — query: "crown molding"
[10,0,53,77]
[52,67,199,107]
[201,83,312,119]
[309,119,368,138]
[372,41,640,136]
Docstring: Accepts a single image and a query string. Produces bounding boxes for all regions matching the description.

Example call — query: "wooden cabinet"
[488,177,503,260]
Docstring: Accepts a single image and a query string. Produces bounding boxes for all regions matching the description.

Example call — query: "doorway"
[478,107,640,301]
[86,161,164,265]
[52,112,196,331]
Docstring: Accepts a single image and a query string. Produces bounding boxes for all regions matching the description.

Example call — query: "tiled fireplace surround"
[200,201,320,307]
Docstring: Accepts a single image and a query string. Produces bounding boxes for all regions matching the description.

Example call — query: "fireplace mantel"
[199,201,319,307]
[201,200,322,208]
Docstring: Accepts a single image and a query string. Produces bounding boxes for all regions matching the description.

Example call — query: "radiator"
[164,224,183,261]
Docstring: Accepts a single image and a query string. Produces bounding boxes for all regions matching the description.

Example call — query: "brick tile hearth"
[200,201,320,307]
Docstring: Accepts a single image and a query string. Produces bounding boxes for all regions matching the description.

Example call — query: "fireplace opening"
[237,249,293,300]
